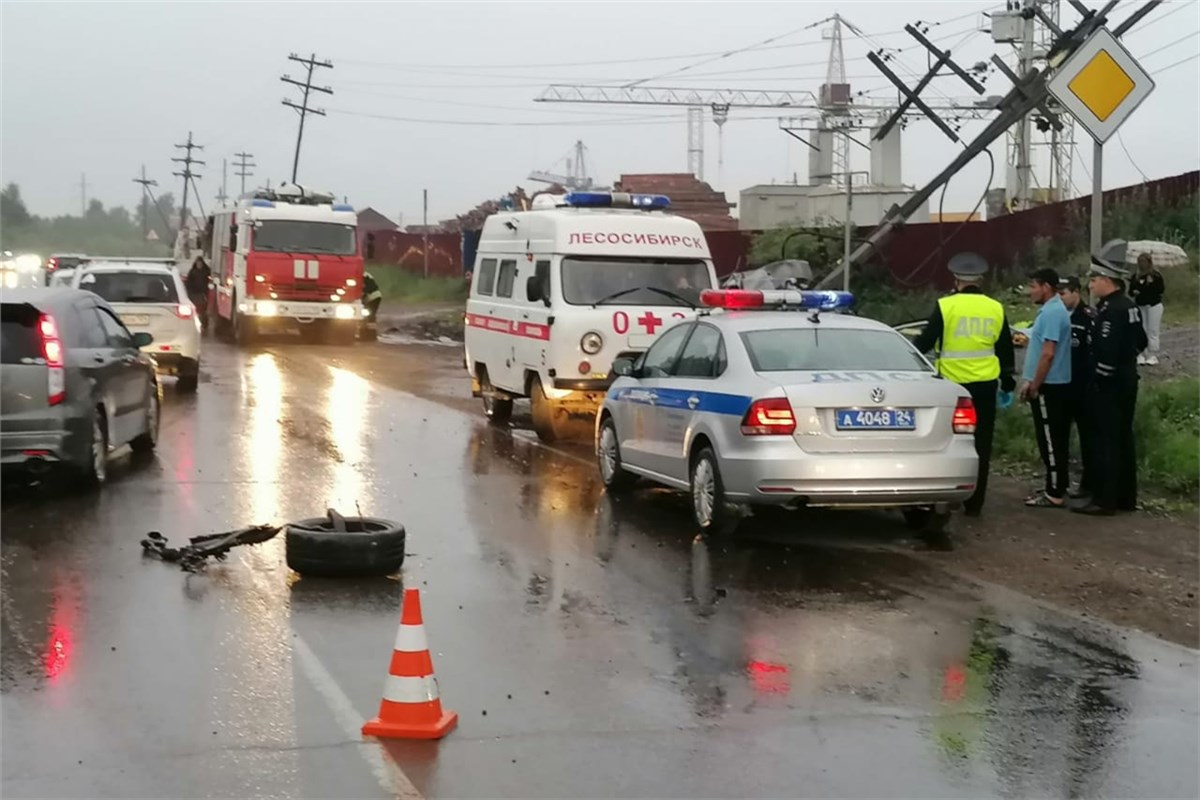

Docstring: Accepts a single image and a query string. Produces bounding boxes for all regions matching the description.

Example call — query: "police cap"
[1089,239,1130,279]
[948,252,988,280]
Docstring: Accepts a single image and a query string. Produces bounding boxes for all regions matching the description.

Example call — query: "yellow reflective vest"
[935,293,1005,384]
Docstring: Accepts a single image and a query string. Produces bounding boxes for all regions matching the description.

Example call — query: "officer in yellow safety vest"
[913,252,1017,517]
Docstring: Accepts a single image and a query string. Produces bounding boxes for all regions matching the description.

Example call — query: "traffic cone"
[362,588,458,740]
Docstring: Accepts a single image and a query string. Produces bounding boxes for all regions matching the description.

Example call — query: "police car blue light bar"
[700,289,854,311]
[563,191,671,210]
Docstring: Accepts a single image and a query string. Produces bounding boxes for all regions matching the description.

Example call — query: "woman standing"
[1129,252,1164,366]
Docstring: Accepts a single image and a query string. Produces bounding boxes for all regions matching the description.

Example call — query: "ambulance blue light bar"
[563,192,671,210]
[700,289,854,311]
[251,199,275,208]
[332,203,354,212]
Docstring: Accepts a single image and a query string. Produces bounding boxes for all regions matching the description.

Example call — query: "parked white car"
[73,261,202,392]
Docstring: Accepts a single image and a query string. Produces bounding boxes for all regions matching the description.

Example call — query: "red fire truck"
[205,184,365,344]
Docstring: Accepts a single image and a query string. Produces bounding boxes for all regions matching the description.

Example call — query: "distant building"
[613,174,738,230]
[357,208,399,234]
[929,210,981,223]
[738,183,927,230]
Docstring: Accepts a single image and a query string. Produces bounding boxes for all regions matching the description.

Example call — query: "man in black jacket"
[1074,240,1149,517]
[1057,275,1095,499]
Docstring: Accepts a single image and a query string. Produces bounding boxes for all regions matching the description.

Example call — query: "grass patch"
[369,265,466,305]
[993,376,1200,504]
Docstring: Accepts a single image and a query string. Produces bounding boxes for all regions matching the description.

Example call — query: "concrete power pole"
[172,131,205,232]
[422,189,430,279]
[132,165,158,239]
[233,152,256,195]
[78,173,88,217]
[1011,0,1037,211]
[281,53,333,184]
[216,158,229,205]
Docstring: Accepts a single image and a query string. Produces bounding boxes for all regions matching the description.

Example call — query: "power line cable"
[1151,51,1200,74]
[1140,30,1199,59]
[1116,130,1151,182]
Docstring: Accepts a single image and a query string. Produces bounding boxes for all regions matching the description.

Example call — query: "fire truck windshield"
[253,221,357,256]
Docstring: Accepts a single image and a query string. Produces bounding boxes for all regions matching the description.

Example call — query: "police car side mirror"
[612,356,636,378]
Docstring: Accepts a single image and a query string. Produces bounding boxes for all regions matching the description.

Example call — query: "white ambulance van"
[465,191,719,442]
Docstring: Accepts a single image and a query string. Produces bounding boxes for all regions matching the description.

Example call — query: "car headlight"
[335,305,355,320]
[258,301,278,317]
[580,331,604,355]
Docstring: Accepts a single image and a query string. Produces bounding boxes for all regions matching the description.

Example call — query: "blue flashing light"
[798,290,854,311]
[563,191,671,210]
[332,203,354,212]
[251,199,275,208]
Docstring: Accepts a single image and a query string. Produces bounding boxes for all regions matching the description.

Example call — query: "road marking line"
[292,632,424,800]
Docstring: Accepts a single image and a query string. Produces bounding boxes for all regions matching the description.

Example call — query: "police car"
[464,191,719,442]
[595,289,980,533]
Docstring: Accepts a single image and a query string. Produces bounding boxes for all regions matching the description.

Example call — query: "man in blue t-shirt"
[1020,267,1074,507]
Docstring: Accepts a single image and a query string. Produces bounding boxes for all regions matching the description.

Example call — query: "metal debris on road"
[141,525,281,572]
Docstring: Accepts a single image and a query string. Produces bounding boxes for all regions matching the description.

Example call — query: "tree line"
[0,183,180,257]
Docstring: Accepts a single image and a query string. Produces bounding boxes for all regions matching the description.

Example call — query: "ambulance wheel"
[530,379,559,443]
[480,372,513,424]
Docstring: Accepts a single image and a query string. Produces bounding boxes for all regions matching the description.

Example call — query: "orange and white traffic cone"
[362,588,458,740]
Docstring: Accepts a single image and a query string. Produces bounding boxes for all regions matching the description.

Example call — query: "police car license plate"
[835,408,916,430]
[122,314,150,327]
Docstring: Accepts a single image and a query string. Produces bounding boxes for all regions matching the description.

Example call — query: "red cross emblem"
[637,311,663,334]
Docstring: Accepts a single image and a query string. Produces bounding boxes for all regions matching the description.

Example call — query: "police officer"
[913,252,1017,517]
[1057,275,1095,498]
[361,271,383,341]
[1073,240,1148,516]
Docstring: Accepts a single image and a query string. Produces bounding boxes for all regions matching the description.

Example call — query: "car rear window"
[1,303,41,363]
[741,328,932,372]
[79,271,178,304]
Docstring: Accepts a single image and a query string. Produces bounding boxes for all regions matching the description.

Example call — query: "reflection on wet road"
[2,340,1197,799]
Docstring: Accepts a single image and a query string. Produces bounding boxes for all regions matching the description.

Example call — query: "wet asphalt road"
[2,339,1198,799]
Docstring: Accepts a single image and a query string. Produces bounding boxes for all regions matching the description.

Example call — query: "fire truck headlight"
[254,274,266,283]
[335,305,356,320]
[258,301,278,317]
[346,279,357,287]
[580,331,604,355]
[3,271,18,288]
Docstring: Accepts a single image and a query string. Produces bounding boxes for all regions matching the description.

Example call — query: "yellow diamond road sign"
[1048,27,1154,143]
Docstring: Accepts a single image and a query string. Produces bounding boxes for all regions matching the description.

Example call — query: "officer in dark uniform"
[913,252,1017,517]
[1057,275,1096,498]
[1073,240,1148,516]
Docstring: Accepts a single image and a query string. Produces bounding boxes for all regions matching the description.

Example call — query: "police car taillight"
[741,398,796,436]
[700,289,854,311]
[562,191,671,210]
[952,397,977,434]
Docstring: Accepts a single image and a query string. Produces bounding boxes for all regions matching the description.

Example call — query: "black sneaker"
[1071,503,1116,517]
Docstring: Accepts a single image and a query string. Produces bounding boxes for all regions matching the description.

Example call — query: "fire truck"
[205,183,366,344]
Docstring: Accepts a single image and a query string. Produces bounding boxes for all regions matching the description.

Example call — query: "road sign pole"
[1090,140,1103,253]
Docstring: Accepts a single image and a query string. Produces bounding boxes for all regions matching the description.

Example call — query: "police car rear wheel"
[481,373,513,424]
[597,416,635,492]
[690,447,730,533]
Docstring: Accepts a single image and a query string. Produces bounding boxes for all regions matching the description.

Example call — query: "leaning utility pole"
[132,165,158,239]
[233,151,256,195]
[281,53,333,183]
[172,131,205,232]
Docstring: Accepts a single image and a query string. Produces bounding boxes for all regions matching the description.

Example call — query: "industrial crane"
[528,140,598,191]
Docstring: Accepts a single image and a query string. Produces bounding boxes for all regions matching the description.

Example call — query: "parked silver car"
[595,289,980,533]
[1,288,161,485]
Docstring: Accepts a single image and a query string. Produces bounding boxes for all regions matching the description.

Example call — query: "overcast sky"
[3,1,1197,225]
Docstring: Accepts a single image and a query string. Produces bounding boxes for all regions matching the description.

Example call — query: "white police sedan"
[595,289,980,534]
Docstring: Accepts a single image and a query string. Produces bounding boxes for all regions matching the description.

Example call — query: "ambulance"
[205,183,365,345]
[464,191,719,442]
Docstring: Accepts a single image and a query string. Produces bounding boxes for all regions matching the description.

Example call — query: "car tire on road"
[80,408,109,487]
[130,392,160,454]
[480,370,513,425]
[597,415,636,493]
[690,446,734,535]
[530,379,559,443]
[902,507,953,550]
[285,516,406,578]
[177,360,199,393]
